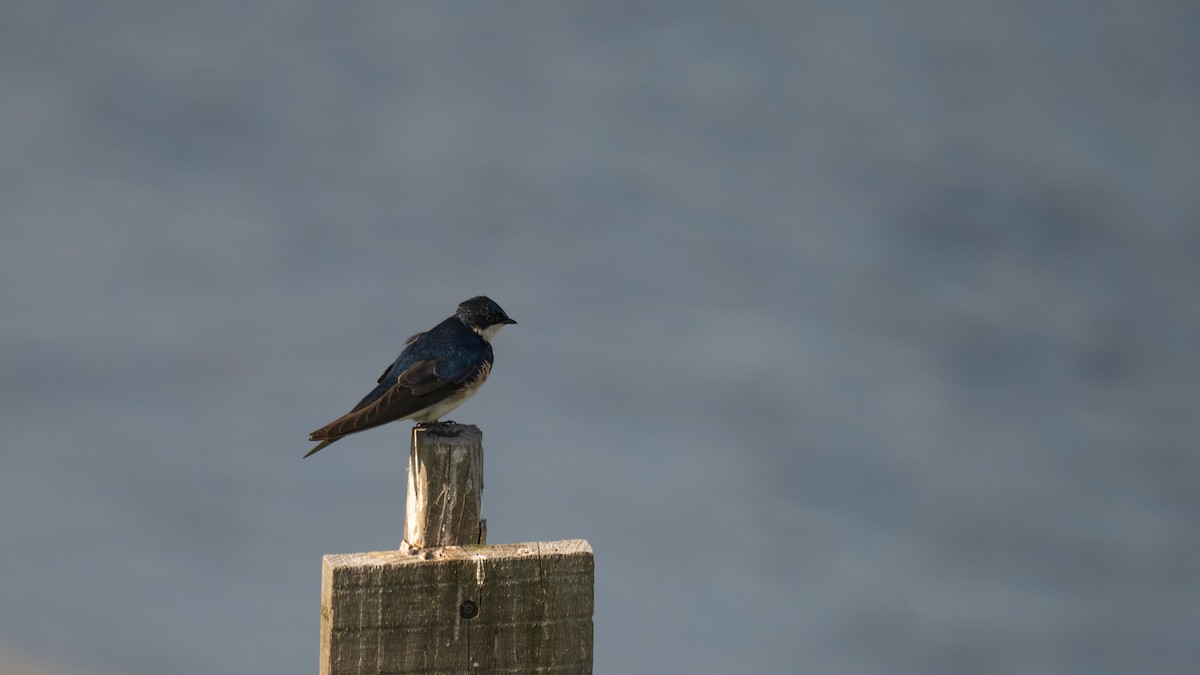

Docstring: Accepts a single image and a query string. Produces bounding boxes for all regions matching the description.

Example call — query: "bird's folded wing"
[309,358,466,441]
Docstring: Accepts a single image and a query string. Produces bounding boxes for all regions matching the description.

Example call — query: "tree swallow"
[304,296,516,458]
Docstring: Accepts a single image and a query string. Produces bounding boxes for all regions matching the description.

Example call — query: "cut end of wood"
[411,422,482,443]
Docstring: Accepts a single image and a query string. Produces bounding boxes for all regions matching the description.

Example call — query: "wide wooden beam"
[320,539,594,674]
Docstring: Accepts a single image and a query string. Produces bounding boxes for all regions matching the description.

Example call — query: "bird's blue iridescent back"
[350,316,493,414]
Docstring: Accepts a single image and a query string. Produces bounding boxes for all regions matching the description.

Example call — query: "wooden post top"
[405,423,485,548]
[319,425,595,673]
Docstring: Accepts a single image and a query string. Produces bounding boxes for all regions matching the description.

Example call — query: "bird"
[304,296,516,458]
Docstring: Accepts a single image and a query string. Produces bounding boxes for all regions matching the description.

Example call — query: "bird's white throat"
[477,324,507,342]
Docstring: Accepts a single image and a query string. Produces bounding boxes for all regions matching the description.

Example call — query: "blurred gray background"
[2,1,1197,674]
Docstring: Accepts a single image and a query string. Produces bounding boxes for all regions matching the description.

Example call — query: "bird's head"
[457,296,517,341]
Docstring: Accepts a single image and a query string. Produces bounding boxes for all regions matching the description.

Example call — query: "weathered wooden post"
[404,425,486,548]
[319,424,594,674]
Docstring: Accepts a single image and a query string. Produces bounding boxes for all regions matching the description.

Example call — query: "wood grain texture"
[320,540,594,674]
[404,424,484,548]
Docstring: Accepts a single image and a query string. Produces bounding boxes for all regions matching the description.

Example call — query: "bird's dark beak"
[504,317,518,325]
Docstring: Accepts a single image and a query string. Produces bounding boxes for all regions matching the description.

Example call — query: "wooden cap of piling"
[318,424,595,674]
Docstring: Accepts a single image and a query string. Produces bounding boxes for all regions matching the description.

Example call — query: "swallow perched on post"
[304,296,516,458]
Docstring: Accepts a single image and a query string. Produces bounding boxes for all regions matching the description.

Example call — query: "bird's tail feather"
[303,437,338,458]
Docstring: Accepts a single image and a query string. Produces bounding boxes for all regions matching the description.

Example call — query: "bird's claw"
[417,420,462,437]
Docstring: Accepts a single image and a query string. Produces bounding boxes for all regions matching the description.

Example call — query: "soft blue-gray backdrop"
[2,2,1197,674]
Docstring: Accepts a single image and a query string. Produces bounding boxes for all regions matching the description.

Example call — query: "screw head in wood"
[459,599,479,620]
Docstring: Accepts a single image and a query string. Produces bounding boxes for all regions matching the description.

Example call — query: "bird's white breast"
[408,361,492,422]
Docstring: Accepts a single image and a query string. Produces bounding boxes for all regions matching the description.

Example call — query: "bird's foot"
[417,420,462,437]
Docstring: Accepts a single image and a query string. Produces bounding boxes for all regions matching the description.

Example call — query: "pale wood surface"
[320,539,594,675]
[404,424,484,548]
